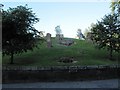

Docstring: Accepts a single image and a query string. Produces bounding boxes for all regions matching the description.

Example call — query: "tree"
[2,5,41,64]
[110,0,120,14]
[55,25,62,35]
[91,13,120,60]
[84,23,96,38]
[77,29,85,40]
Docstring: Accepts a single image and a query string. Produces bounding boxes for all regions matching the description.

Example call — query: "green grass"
[2,38,119,66]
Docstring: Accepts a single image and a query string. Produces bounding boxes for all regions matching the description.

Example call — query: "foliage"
[110,0,120,14]
[77,29,85,39]
[2,5,42,64]
[55,25,62,35]
[90,13,120,60]
[84,23,96,39]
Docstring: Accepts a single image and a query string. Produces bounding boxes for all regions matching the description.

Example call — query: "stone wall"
[2,65,120,71]
[2,65,119,83]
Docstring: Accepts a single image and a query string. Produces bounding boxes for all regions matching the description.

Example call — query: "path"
[2,79,119,89]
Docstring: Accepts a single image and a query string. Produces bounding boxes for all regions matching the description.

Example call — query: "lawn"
[2,38,119,66]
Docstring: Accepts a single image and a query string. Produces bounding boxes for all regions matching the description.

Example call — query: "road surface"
[2,79,119,89]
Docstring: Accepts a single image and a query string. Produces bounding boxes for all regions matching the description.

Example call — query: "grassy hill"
[2,38,119,66]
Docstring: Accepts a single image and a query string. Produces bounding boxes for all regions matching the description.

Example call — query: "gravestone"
[46,33,52,48]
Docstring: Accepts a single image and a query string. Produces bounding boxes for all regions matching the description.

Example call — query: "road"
[2,79,119,89]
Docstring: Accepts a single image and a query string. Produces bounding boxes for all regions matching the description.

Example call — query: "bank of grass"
[2,38,119,66]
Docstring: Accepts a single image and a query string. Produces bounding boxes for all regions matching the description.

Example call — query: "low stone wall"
[2,65,120,83]
[3,65,120,71]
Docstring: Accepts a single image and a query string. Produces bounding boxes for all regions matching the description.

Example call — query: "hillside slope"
[2,38,119,66]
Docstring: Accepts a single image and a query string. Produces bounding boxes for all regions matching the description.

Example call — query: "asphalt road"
[2,79,119,89]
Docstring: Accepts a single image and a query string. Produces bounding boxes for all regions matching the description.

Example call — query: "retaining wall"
[2,65,120,83]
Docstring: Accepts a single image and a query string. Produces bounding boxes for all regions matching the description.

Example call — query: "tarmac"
[2,79,119,89]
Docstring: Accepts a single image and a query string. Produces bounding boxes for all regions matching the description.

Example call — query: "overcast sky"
[2,1,112,38]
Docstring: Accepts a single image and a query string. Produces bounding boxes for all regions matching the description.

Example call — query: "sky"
[2,1,112,38]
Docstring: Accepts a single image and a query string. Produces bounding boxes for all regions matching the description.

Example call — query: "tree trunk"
[109,48,113,60]
[109,40,113,60]
[10,51,14,64]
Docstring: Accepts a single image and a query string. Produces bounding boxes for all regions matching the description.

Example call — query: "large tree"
[2,5,41,64]
[91,13,120,60]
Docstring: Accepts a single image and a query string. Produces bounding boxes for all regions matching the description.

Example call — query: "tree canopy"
[90,13,120,60]
[2,5,42,64]
[55,25,62,35]
[77,29,85,40]
[110,0,120,14]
